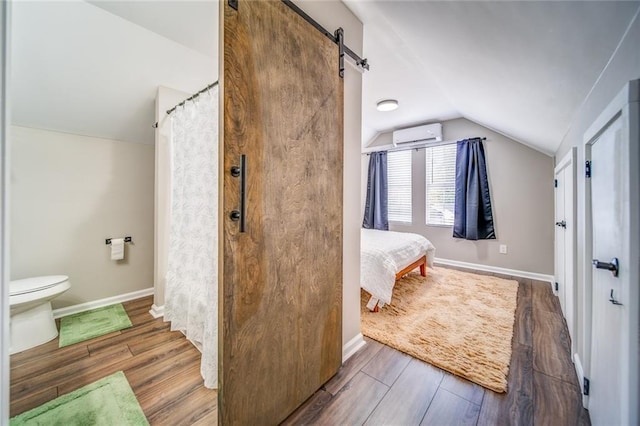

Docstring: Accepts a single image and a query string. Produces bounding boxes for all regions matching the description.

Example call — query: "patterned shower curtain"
[165,86,218,389]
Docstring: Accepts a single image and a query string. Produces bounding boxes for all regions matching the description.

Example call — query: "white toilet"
[9,275,71,354]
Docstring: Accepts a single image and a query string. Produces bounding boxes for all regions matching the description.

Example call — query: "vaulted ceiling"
[11,1,640,154]
[347,0,640,155]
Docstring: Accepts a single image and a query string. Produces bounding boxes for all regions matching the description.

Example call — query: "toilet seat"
[10,275,69,296]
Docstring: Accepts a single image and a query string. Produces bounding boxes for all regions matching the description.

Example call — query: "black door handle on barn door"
[229,154,246,232]
[555,220,566,228]
[592,257,619,277]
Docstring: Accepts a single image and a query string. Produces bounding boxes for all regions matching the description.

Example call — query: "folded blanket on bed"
[361,229,436,305]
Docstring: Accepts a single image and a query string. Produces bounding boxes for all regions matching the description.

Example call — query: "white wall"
[10,126,154,308]
[11,1,215,146]
[295,1,363,351]
[365,117,555,275]
[554,8,640,384]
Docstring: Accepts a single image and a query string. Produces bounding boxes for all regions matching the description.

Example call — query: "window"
[425,144,457,226]
[387,150,412,223]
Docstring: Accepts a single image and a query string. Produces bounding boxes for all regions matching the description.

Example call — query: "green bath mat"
[59,303,132,347]
[10,371,148,425]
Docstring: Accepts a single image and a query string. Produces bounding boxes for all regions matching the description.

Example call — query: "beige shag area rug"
[361,267,518,393]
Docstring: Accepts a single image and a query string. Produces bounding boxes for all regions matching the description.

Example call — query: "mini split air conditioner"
[392,123,442,147]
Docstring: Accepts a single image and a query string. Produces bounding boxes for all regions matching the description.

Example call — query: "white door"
[589,119,623,426]
[554,167,566,311]
[586,80,639,426]
[554,149,575,354]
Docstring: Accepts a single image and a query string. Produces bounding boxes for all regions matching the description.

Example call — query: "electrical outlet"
[499,244,508,254]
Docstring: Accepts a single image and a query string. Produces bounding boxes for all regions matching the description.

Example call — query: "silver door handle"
[592,258,619,277]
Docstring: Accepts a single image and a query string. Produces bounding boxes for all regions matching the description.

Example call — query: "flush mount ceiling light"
[376,99,399,112]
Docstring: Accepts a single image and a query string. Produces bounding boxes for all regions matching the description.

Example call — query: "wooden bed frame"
[395,255,427,281]
[371,255,427,312]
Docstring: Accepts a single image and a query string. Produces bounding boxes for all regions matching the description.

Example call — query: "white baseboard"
[342,332,366,362]
[574,353,588,408]
[434,257,554,285]
[53,287,154,319]
[149,304,165,319]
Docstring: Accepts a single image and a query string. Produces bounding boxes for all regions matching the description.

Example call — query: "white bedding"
[361,229,436,306]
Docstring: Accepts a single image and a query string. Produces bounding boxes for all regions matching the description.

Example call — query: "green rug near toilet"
[59,303,132,347]
[10,371,148,426]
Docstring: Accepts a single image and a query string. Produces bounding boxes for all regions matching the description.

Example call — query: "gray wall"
[365,117,555,274]
[554,9,640,381]
[10,126,154,308]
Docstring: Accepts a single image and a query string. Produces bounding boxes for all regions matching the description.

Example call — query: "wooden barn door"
[219,0,344,424]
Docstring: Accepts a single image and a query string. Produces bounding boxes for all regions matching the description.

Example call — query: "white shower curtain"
[165,86,218,389]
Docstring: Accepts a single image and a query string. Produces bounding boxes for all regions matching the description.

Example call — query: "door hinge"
[555,282,559,291]
[585,160,591,178]
[583,377,590,395]
[554,179,558,188]
[228,0,238,11]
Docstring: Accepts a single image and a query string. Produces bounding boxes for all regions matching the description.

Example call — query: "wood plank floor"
[9,296,217,425]
[284,269,591,425]
[10,267,590,425]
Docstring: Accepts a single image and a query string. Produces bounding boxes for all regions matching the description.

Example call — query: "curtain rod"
[153,81,218,128]
[363,137,486,155]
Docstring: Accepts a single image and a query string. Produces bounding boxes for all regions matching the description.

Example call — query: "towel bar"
[105,236,132,245]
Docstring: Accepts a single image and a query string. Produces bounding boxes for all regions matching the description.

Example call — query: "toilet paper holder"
[105,236,132,245]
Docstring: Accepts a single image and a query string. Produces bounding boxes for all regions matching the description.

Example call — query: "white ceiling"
[10,1,639,154]
[347,0,640,154]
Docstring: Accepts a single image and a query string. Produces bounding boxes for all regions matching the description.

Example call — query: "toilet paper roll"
[111,238,125,260]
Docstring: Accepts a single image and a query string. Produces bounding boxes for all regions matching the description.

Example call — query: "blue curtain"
[453,139,495,240]
[363,151,389,230]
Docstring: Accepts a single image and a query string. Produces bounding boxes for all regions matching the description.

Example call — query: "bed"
[361,229,436,311]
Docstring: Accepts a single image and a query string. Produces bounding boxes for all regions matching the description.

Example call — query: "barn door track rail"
[228,0,370,77]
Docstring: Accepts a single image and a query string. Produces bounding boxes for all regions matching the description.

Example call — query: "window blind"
[425,144,457,226]
[387,150,412,223]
